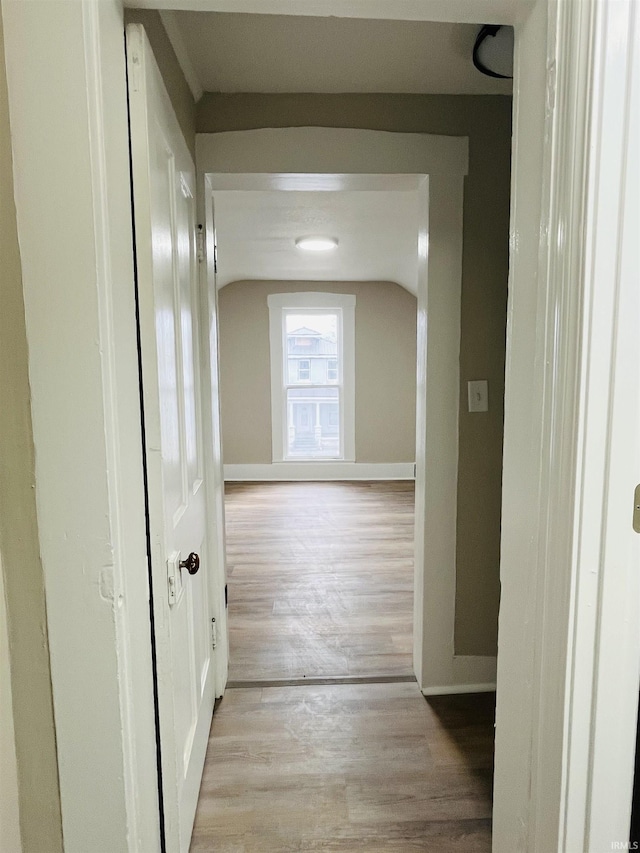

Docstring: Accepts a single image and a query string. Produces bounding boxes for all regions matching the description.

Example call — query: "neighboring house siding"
[287,330,337,384]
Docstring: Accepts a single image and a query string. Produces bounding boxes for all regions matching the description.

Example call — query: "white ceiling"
[213,188,420,292]
[167,12,512,95]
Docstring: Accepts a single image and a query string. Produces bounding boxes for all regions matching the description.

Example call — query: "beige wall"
[219,281,417,464]
[200,93,511,656]
[124,9,196,160]
[0,10,63,852]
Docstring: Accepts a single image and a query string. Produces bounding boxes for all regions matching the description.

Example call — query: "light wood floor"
[190,682,495,852]
[190,482,493,851]
[224,481,415,682]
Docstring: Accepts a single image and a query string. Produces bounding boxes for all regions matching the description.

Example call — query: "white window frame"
[268,292,355,463]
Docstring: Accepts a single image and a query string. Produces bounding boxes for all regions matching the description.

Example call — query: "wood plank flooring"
[190,482,494,851]
[224,481,415,682]
[190,682,495,852]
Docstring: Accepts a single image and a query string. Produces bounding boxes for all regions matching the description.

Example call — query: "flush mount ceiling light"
[295,236,339,252]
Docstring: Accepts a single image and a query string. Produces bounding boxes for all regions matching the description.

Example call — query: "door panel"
[126,24,215,853]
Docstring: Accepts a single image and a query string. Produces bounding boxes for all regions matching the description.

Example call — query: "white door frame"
[531,1,640,850]
[2,0,161,850]
[2,0,638,852]
[201,176,230,698]
[494,0,640,849]
[196,131,491,695]
[128,0,536,25]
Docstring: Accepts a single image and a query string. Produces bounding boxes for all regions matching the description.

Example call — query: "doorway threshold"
[226,674,417,689]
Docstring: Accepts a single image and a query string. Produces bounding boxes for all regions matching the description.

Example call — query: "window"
[297,359,311,381]
[268,293,355,462]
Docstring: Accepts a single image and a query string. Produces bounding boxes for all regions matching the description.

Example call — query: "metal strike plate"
[634,484,640,534]
[167,551,181,606]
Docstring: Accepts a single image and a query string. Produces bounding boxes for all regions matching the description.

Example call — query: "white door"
[126,24,215,853]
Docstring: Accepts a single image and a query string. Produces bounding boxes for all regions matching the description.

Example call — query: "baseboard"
[223,462,415,481]
[421,683,496,696]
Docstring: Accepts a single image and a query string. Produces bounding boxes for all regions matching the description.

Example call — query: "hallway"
[190,482,494,850]
[190,681,494,851]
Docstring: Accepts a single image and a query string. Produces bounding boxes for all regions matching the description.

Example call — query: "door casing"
[196,140,487,696]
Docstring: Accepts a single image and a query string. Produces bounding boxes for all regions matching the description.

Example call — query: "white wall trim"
[267,292,357,308]
[200,130,466,697]
[198,128,468,179]
[125,0,534,26]
[494,0,640,851]
[491,5,551,849]
[158,10,203,102]
[1,1,160,850]
[558,1,640,849]
[208,172,426,192]
[201,177,230,699]
[413,175,465,695]
[224,462,414,481]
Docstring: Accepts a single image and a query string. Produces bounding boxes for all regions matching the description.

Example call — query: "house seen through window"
[286,313,340,459]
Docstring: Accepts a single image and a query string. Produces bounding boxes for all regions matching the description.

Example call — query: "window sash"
[285,387,342,460]
[268,293,355,463]
[282,311,342,460]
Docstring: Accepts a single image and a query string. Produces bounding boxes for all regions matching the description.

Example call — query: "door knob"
[180,552,200,575]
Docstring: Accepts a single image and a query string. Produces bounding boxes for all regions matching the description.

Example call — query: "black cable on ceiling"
[473,25,513,80]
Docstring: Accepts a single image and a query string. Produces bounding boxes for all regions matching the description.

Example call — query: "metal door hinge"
[210,617,217,650]
[196,225,204,263]
[633,484,640,534]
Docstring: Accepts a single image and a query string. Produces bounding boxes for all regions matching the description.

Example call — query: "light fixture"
[473,25,514,80]
[295,236,339,252]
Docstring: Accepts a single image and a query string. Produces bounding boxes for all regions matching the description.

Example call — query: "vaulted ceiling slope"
[165,12,513,95]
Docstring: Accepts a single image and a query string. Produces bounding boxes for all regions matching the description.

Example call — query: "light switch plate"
[468,380,489,412]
